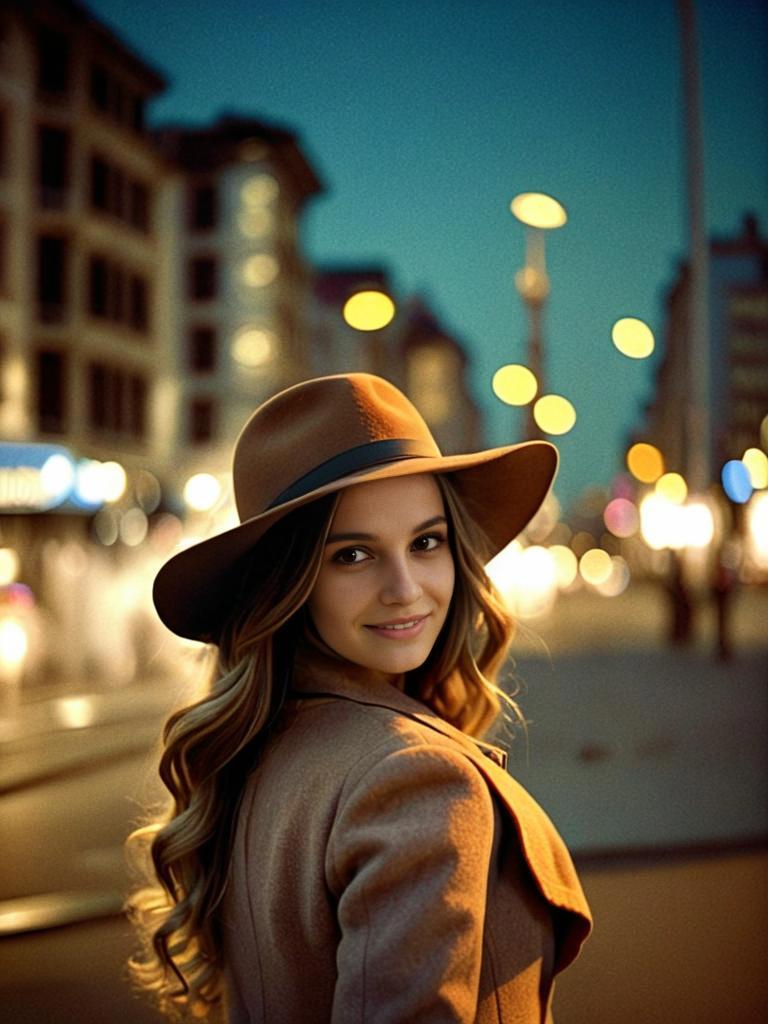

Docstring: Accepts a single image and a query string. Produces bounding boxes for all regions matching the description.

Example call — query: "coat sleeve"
[325,741,495,1023]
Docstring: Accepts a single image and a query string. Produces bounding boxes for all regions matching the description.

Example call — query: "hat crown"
[232,373,441,521]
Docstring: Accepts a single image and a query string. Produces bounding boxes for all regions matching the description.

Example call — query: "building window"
[89,152,151,232]
[37,235,67,323]
[129,181,149,233]
[189,326,216,373]
[38,125,70,209]
[88,361,147,439]
[188,183,218,232]
[90,155,109,211]
[36,27,70,97]
[189,256,218,301]
[189,397,215,444]
[37,349,67,433]
[88,255,108,317]
[130,275,149,332]
[89,64,109,111]
[87,254,150,335]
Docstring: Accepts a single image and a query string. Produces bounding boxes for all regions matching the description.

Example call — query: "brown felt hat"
[153,372,558,641]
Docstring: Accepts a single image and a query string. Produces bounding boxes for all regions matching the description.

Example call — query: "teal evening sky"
[87,0,768,509]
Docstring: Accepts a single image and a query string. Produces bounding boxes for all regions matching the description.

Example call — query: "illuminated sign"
[0,443,103,513]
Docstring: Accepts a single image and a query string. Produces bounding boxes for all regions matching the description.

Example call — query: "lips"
[367,615,428,630]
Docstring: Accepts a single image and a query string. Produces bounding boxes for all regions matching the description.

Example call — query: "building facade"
[637,213,768,484]
[153,114,322,489]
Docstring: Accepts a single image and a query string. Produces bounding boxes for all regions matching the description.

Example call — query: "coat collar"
[289,648,593,972]
[290,650,508,768]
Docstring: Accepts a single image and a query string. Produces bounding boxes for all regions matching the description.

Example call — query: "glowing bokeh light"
[721,460,753,504]
[641,493,680,550]
[549,545,578,588]
[184,473,222,512]
[655,472,688,505]
[492,364,538,406]
[0,618,27,669]
[54,696,96,730]
[603,497,639,538]
[93,509,119,546]
[75,460,106,505]
[240,174,279,205]
[627,443,664,483]
[0,547,19,585]
[232,327,275,368]
[742,448,768,489]
[241,254,279,287]
[510,193,567,229]
[343,291,396,331]
[594,556,631,597]
[684,501,715,549]
[579,548,613,585]
[747,492,768,567]
[533,394,576,435]
[101,461,127,503]
[611,318,655,359]
[120,508,149,547]
[40,453,75,502]
[486,542,558,619]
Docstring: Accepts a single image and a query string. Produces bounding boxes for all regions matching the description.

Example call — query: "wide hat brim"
[153,440,557,642]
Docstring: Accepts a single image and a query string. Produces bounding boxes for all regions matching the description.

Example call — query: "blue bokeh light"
[721,460,753,504]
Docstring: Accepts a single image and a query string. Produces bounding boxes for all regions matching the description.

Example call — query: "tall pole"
[678,0,711,492]
[519,227,548,439]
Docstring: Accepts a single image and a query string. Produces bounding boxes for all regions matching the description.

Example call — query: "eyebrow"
[326,515,448,545]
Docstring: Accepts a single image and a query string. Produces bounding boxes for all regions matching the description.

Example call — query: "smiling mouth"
[365,614,429,632]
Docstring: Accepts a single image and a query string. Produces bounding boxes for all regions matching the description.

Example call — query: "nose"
[380,555,423,606]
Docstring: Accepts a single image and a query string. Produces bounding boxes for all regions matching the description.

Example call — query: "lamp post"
[510,192,567,438]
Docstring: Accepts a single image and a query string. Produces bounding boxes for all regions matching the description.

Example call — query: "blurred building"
[638,213,768,480]
[311,268,483,453]
[153,114,323,488]
[0,0,167,462]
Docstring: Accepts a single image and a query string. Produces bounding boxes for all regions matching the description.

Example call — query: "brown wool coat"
[222,661,592,1023]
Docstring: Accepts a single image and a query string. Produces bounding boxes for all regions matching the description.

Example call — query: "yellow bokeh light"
[655,472,688,505]
[627,442,664,484]
[343,291,396,331]
[241,254,279,288]
[533,394,576,435]
[594,556,631,597]
[579,548,613,585]
[183,473,221,513]
[742,447,768,489]
[492,364,538,406]
[240,174,279,206]
[549,544,578,588]
[0,619,27,669]
[510,192,567,229]
[101,461,127,503]
[0,547,20,585]
[611,317,655,359]
[232,328,275,368]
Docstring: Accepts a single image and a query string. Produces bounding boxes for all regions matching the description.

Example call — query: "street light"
[510,192,567,438]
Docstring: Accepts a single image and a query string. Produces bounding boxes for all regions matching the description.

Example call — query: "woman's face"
[308,474,455,679]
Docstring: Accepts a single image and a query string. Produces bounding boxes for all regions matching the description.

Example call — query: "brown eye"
[412,533,444,552]
[333,547,369,565]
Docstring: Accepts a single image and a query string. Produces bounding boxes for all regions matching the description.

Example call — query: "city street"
[0,583,766,1021]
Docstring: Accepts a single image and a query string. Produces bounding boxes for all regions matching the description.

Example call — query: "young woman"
[127,372,591,1023]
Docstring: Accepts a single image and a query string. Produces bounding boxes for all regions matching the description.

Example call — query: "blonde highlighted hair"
[125,473,518,1020]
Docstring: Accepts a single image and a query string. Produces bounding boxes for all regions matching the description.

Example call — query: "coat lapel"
[290,662,592,972]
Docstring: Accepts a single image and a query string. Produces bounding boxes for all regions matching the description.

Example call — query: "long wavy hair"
[125,472,517,1020]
